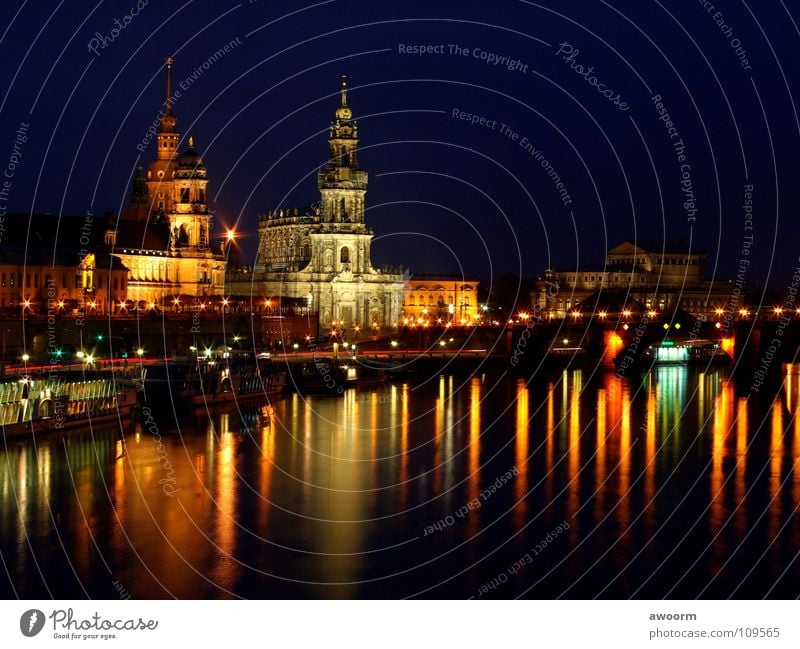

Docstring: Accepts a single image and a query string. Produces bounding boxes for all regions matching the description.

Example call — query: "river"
[1,365,799,598]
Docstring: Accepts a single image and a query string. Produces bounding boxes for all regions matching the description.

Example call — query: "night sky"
[1,0,798,289]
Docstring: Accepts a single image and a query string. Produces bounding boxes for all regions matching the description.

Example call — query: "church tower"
[239,76,406,329]
[318,76,368,227]
[169,135,211,251]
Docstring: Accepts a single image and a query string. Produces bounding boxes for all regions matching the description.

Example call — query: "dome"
[178,141,204,169]
[178,148,202,167]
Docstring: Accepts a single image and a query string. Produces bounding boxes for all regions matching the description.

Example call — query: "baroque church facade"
[107,57,226,305]
[229,78,406,328]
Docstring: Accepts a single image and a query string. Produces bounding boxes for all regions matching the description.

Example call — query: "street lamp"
[21,353,29,362]
[136,348,144,358]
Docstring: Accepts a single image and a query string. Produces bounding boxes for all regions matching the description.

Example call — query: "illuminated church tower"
[236,76,405,328]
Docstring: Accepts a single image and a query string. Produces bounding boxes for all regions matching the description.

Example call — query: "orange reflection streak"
[645,384,657,532]
[112,439,126,554]
[710,380,732,535]
[351,390,360,458]
[433,379,444,497]
[769,400,784,541]
[260,408,275,526]
[617,390,631,530]
[211,414,236,584]
[595,388,607,521]
[794,395,800,511]
[546,381,555,503]
[468,377,481,509]
[568,371,581,522]
[400,384,409,510]
[371,392,378,492]
[514,380,529,529]
[734,398,748,538]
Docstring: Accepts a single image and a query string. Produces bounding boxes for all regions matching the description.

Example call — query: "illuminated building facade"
[403,275,480,323]
[230,78,405,328]
[0,215,128,316]
[106,57,226,305]
[534,240,734,318]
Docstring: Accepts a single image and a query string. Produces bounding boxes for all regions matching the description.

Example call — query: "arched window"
[340,247,350,264]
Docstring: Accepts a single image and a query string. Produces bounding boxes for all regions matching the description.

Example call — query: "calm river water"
[2,365,799,598]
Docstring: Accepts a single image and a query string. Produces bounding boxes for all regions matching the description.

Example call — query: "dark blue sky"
[1,0,798,288]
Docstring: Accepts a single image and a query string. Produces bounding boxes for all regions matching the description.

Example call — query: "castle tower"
[145,55,180,215]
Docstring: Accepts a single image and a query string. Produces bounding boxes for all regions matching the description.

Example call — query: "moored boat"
[0,373,138,438]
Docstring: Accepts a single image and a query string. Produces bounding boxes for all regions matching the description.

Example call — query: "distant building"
[0,214,127,316]
[106,57,226,305]
[403,275,480,323]
[227,77,406,329]
[534,240,734,318]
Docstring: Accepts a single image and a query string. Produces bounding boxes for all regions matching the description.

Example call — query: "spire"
[130,165,148,204]
[165,55,174,115]
[188,135,194,148]
[335,75,352,121]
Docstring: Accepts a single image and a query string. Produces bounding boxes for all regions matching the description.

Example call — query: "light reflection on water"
[1,365,799,598]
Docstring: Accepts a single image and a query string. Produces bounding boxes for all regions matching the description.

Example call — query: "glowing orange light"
[715,308,724,316]
[739,308,749,317]
[148,302,156,310]
[622,309,631,318]
[648,310,657,318]
[226,229,236,241]
[571,311,581,319]
[598,311,607,319]
[774,306,784,315]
